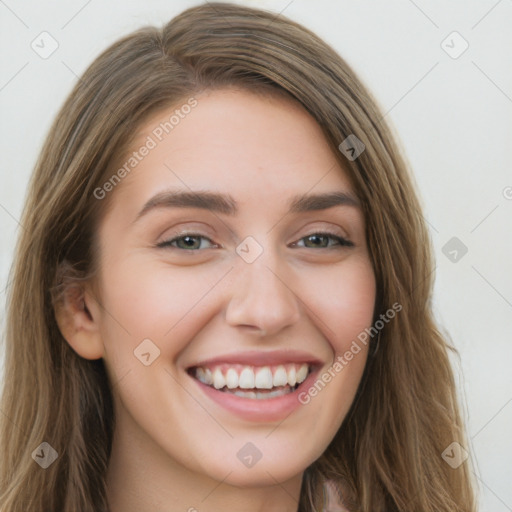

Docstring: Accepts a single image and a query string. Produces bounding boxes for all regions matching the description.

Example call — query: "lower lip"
[189,368,320,422]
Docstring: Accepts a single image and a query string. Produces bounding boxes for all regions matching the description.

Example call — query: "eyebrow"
[134,189,360,223]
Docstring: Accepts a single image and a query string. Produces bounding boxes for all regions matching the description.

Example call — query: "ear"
[54,281,104,360]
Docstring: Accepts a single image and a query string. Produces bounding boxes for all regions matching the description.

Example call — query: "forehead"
[107,87,355,218]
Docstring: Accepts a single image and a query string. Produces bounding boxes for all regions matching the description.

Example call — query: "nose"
[224,251,301,338]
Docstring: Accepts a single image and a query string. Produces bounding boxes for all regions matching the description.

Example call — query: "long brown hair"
[0,3,475,511]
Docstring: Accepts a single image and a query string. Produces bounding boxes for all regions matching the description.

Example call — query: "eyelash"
[156,231,354,251]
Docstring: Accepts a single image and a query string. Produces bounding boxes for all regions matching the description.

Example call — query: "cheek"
[96,257,227,364]
[304,256,376,352]
[296,257,375,420]
[98,250,375,380]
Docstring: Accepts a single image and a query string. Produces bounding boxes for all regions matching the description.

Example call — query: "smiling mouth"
[188,362,312,400]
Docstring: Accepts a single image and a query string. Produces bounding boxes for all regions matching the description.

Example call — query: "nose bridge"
[224,240,301,335]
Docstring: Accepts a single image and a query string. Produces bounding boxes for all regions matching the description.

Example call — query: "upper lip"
[188,349,324,369]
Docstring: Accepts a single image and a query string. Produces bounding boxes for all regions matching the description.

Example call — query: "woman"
[0,3,476,511]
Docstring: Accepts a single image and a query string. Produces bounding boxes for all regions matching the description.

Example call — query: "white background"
[1,1,511,510]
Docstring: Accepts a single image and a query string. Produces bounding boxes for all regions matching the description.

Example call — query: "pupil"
[308,235,325,247]
[183,236,198,248]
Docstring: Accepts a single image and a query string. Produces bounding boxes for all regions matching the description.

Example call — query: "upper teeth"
[194,363,309,390]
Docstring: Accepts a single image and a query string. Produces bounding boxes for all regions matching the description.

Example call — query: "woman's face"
[91,88,376,487]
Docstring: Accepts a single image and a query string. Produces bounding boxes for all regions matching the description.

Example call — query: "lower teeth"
[221,385,295,399]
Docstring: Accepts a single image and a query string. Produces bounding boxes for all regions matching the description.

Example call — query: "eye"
[156,233,216,251]
[156,231,354,252]
[293,232,354,249]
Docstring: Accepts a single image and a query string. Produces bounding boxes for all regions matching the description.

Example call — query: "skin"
[56,87,375,512]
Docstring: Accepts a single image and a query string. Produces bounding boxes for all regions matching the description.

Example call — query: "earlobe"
[54,283,104,360]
